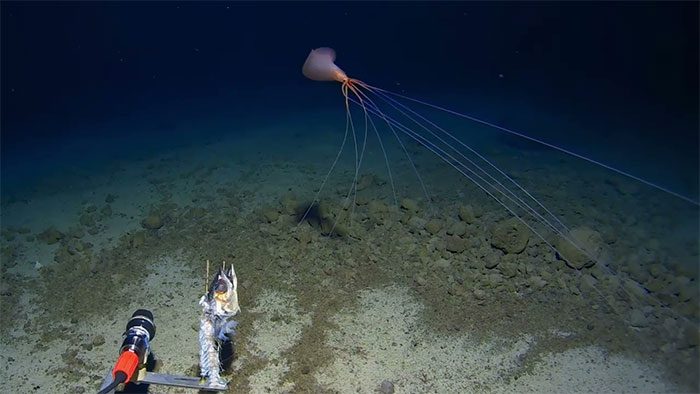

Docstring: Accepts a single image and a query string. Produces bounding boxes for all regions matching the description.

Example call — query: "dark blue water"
[2,2,698,201]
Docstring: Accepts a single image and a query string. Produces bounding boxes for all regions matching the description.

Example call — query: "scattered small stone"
[38,227,63,245]
[484,254,499,269]
[188,207,207,219]
[356,174,376,191]
[91,335,106,347]
[648,263,665,278]
[0,282,11,296]
[498,261,517,278]
[2,231,15,241]
[629,309,648,328]
[434,258,451,270]
[294,230,312,245]
[100,204,113,218]
[446,221,467,237]
[408,217,427,233]
[445,235,466,253]
[130,232,146,248]
[528,275,547,289]
[458,205,475,223]
[281,194,298,214]
[424,219,443,235]
[414,275,427,287]
[400,198,419,213]
[378,380,395,394]
[681,324,700,348]
[278,260,292,269]
[262,208,280,223]
[141,214,164,230]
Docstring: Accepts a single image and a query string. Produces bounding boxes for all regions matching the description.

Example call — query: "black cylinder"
[125,309,156,340]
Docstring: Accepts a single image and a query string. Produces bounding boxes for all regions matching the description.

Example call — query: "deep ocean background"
[1,1,698,201]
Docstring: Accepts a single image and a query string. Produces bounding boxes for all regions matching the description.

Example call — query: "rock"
[355,194,370,206]
[279,260,292,269]
[91,335,106,347]
[378,380,395,394]
[400,198,419,213]
[368,199,388,214]
[368,200,390,223]
[434,258,451,270]
[491,218,529,254]
[680,324,699,348]
[141,214,164,230]
[414,275,427,287]
[79,213,96,227]
[629,309,648,328]
[528,275,547,289]
[581,274,598,293]
[68,226,85,239]
[262,208,280,223]
[408,217,427,233]
[648,263,666,278]
[556,226,607,270]
[1,229,14,241]
[445,235,467,253]
[38,227,63,245]
[486,273,503,287]
[0,281,11,296]
[130,232,146,248]
[356,174,376,191]
[66,239,86,255]
[623,278,648,300]
[105,193,117,203]
[294,230,312,245]
[100,205,113,218]
[279,194,297,215]
[484,254,499,269]
[458,205,475,223]
[446,221,467,237]
[473,289,487,300]
[644,278,667,293]
[498,262,517,278]
[187,207,207,219]
[424,219,443,235]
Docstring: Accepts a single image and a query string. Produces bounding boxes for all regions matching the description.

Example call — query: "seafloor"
[0,111,698,393]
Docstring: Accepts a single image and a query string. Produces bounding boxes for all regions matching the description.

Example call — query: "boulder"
[556,226,608,269]
[491,217,529,254]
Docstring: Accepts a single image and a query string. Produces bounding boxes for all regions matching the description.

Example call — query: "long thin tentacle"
[296,84,352,228]
[362,84,699,206]
[347,91,596,265]
[350,81,434,213]
[367,86,570,237]
[349,81,399,207]
[346,90,651,317]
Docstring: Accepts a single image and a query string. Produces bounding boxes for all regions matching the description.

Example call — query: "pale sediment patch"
[315,285,677,393]
[316,285,534,392]
[494,345,678,393]
[246,290,312,392]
